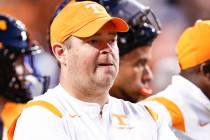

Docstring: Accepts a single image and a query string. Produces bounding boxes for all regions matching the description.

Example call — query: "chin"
[97,77,115,88]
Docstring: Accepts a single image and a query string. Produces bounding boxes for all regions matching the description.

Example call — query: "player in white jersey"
[141,20,210,140]
[9,1,177,140]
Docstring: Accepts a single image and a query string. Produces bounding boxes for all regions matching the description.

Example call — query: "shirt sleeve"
[13,106,70,140]
[138,101,178,140]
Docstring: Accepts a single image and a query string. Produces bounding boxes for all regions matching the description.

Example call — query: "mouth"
[96,63,115,73]
[139,86,153,97]
[98,62,114,67]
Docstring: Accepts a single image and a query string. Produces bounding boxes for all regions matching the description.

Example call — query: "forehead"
[121,46,151,60]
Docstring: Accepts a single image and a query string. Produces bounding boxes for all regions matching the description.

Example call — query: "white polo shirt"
[14,84,177,140]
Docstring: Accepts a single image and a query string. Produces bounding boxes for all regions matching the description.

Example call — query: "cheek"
[206,73,210,81]
[74,49,99,71]
[132,67,144,82]
[83,50,99,65]
[122,68,141,89]
[114,46,119,60]
[135,67,144,77]
[119,65,138,81]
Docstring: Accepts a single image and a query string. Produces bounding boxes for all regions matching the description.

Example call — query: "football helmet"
[96,0,162,56]
[0,14,49,103]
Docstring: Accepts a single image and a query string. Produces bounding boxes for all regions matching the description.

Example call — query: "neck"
[110,86,123,99]
[110,86,138,103]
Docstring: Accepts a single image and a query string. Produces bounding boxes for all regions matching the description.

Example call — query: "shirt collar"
[55,84,111,118]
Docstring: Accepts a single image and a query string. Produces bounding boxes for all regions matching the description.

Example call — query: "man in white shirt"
[141,20,210,140]
[10,1,177,140]
[76,0,161,102]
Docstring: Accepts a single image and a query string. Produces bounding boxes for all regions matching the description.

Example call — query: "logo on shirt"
[199,121,210,127]
[112,113,134,129]
[112,113,127,126]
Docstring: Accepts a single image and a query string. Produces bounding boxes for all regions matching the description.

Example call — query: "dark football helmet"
[96,0,162,56]
[0,14,49,103]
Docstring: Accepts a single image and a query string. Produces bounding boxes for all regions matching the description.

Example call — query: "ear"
[51,43,66,65]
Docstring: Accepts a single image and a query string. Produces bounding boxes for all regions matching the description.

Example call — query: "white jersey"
[141,75,210,140]
[13,84,177,140]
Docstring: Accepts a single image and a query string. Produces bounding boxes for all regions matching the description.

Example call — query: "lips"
[97,60,114,67]
[98,63,113,66]
[97,54,116,67]
[97,62,115,73]
[139,87,153,97]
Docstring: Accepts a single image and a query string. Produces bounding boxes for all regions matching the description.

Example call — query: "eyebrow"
[137,58,148,64]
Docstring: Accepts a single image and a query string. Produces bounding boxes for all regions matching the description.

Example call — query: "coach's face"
[64,22,119,94]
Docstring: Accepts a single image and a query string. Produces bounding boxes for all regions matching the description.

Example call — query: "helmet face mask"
[0,15,49,103]
[0,54,31,103]
[0,45,49,103]
[23,50,50,97]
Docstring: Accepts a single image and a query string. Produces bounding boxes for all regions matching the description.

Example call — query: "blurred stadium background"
[1,0,210,93]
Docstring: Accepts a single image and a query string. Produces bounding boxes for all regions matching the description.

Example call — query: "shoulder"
[18,91,63,123]
[140,94,186,131]
[16,86,65,123]
[13,88,66,139]
[14,100,68,140]
[33,85,68,114]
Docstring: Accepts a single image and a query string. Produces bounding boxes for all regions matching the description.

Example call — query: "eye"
[108,39,117,44]
[87,39,99,45]
[135,59,147,67]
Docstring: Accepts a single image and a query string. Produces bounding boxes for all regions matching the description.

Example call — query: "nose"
[100,42,113,54]
[142,65,153,82]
